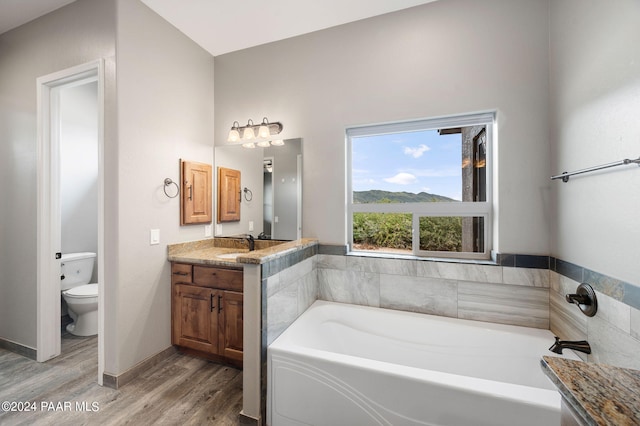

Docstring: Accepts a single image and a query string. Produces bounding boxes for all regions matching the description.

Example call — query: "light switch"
[274,216,279,223]
[249,221,254,231]
[150,229,160,245]
[204,224,212,237]
[215,224,223,235]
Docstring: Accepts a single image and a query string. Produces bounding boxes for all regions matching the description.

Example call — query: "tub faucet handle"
[564,283,597,317]
[565,293,590,305]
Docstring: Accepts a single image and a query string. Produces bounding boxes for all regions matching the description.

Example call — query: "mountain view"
[352,190,463,253]
[354,190,456,203]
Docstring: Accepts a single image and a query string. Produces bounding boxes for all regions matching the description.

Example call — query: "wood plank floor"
[0,334,242,425]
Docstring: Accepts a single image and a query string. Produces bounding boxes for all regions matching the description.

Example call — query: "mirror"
[214,138,302,240]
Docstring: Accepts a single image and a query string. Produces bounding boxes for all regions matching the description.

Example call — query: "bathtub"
[267,300,579,426]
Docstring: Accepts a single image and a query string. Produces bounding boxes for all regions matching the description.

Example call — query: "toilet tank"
[60,252,96,291]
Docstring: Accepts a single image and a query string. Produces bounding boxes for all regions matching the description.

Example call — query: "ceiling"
[0,0,436,56]
[0,0,76,34]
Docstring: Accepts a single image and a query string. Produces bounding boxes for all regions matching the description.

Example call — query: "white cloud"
[384,172,417,185]
[403,144,430,158]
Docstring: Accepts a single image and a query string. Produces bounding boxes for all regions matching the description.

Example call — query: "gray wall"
[0,0,116,349]
[0,0,216,378]
[549,0,640,288]
[111,0,215,374]
[265,139,301,240]
[214,0,551,255]
[60,81,99,282]
[547,0,640,370]
[214,144,265,237]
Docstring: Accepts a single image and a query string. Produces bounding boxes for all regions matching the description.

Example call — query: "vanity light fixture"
[227,117,283,144]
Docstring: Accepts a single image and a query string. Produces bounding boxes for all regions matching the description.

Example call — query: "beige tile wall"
[550,272,640,369]
[317,254,551,329]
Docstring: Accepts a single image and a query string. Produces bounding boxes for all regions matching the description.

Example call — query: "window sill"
[346,250,499,266]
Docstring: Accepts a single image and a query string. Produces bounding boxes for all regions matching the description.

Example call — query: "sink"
[217,252,244,260]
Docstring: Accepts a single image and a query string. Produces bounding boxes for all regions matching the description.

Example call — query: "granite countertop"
[167,237,318,266]
[541,355,640,425]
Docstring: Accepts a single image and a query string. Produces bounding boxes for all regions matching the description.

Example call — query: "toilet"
[60,252,98,336]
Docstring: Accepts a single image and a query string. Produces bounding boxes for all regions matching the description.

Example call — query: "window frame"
[346,111,495,260]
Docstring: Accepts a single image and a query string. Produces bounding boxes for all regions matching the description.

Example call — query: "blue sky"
[352,130,462,200]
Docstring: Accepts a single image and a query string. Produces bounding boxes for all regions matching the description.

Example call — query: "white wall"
[60,81,99,282]
[112,0,215,374]
[0,0,116,349]
[549,0,640,286]
[214,0,551,255]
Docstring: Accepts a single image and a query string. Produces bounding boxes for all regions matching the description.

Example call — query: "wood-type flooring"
[0,333,242,425]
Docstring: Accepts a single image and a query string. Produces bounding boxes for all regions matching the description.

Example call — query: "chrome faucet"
[549,336,591,354]
[245,234,255,251]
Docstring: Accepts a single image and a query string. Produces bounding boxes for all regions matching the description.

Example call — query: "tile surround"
[380,275,457,317]
[266,246,640,379]
[549,270,640,370]
[317,253,554,329]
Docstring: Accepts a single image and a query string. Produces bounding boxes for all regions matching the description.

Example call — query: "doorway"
[36,60,105,384]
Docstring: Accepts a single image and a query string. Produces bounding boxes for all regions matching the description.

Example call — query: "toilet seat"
[63,283,98,298]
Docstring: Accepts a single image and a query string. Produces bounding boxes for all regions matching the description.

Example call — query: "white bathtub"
[267,300,579,426]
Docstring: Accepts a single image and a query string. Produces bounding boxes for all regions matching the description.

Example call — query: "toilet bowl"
[62,283,98,336]
[60,252,99,336]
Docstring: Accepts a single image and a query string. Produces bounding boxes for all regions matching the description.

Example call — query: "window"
[347,112,494,260]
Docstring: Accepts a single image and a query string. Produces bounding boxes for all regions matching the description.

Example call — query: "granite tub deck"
[167,237,318,266]
[541,356,640,425]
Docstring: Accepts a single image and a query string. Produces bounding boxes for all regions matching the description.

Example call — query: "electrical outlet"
[215,224,223,235]
[150,229,160,245]
[204,224,212,237]
[249,221,254,231]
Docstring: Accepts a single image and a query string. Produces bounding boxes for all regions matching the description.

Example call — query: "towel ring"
[163,178,180,198]
[243,187,253,201]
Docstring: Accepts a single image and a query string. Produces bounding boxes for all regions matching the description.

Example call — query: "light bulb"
[227,128,240,142]
[258,124,270,138]
[242,142,256,149]
[256,140,271,148]
[243,126,255,140]
[271,139,285,146]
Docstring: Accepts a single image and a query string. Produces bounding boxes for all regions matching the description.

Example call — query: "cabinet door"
[217,167,241,222]
[181,160,212,225]
[173,284,218,354]
[219,290,243,363]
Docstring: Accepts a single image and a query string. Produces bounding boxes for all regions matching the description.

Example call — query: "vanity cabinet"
[171,262,243,367]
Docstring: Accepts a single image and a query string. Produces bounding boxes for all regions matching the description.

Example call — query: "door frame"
[36,59,105,383]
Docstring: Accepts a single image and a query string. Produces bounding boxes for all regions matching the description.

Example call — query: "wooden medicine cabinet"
[217,167,241,222]
[180,160,212,225]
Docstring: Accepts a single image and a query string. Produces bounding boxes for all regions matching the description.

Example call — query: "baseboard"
[102,345,177,389]
[238,411,260,426]
[0,337,37,360]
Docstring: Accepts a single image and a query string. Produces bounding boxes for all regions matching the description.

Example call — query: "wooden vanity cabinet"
[171,262,243,367]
